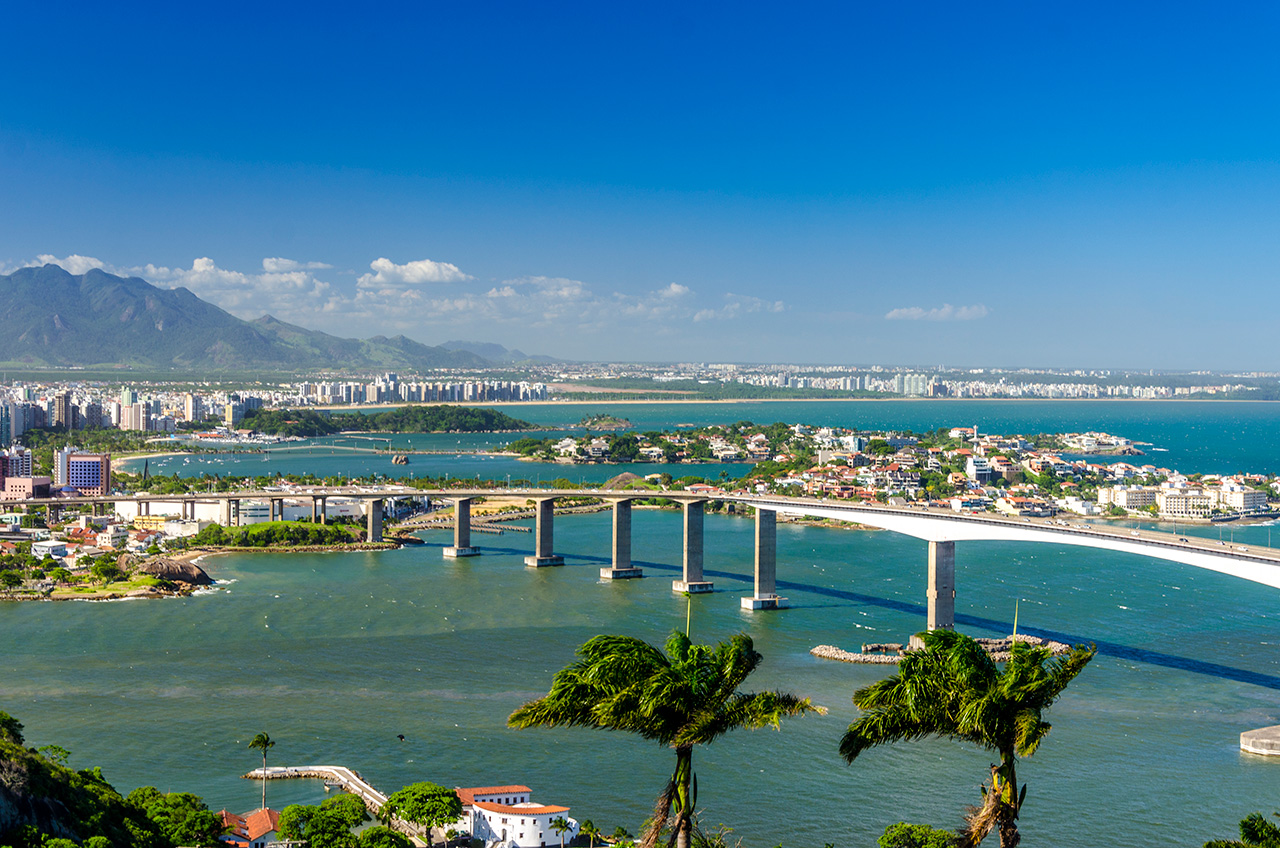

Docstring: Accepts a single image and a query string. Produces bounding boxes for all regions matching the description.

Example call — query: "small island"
[242,404,536,438]
[577,414,632,430]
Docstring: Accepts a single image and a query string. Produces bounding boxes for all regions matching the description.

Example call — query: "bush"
[878,822,957,848]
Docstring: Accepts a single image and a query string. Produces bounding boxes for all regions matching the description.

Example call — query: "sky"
[2,2,1279,369]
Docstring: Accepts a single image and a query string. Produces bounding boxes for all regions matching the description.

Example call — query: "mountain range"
[0,264,551,371]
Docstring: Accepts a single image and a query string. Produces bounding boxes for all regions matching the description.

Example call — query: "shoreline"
[306,396,1280,410]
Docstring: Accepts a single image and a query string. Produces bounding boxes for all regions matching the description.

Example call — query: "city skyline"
[4,4,1280,369]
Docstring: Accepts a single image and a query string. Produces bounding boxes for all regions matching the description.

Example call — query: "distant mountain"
[0,265,489,371]
[441,339,562,364]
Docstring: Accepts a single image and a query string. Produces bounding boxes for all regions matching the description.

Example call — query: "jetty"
[243,765,426,840]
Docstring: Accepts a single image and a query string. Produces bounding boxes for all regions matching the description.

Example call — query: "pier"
[244,765,428,841]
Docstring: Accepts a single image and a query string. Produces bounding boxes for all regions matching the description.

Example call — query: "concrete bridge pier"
[526,498,564,566]
[601,499,642,579]
[366,499,384,543]
[444,497,479,557]
[742,508,786,610]
[317,497,327,525]
[927,540,956,631]
[221,499,235,527]
[673,499,713,593]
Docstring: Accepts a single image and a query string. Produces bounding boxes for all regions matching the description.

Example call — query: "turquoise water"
[129,399,1280,478]
[18,400,1280,846]
[6,511,1280,847]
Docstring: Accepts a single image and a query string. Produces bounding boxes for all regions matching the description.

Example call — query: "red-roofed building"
[456,786,576,848]
[218,808,282,848]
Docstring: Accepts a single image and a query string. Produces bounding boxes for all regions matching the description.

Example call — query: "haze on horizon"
[2,3,1279,371]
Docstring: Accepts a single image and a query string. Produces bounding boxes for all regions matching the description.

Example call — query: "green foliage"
[359,825,413,848]
[0,726,166,848]
[37,745,70,766]
[126,787,225,847]
[0,711,24,743]
[510,631,820,848]
[607,434,640,462]
[321,793,371,829]
[1205,811,1280,847]
[842,630,1095,847]
[278,802,361,848]
[192,521,356,548]
[244,405,534,437]
[878,822,957,848]
[380,783,463,848]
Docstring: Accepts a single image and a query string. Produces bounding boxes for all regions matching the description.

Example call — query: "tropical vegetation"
[379,782,463,848]
[1205,812,1280,848]
[242,405,533,437]
[840,629,1095,847]
[508,631,822,848]
[248,732,275,809]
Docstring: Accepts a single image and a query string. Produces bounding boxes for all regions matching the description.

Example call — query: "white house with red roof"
[218,808,283,848]
[455,785,577,848]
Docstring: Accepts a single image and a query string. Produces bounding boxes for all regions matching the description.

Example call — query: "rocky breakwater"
[812,633,1073,665]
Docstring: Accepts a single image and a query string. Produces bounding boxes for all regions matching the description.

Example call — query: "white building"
[32,540,67,559]
[456,786,577,848]
[1219,483,1269,512]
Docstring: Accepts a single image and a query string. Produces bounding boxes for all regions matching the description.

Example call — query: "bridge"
[8,486,1280,630]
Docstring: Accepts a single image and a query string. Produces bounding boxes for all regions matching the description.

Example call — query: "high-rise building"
[53,392,79,429]
[121,403,150,431]
[184,393,203,423]
[65,453,110,496]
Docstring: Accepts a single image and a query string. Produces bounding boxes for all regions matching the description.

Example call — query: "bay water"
[16,400,1280,846]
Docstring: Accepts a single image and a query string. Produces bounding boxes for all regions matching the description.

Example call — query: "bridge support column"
[601,499,642,579]
[674,499,712,593]
[366,499,383,543]
[927,540,956,631]
[526,498,564,566]
[142,500,150,516]
[221,499,233,527]
[742,508,786,609]
[444,497,479,557]
[311,498,319,523]
[318,497,327,525]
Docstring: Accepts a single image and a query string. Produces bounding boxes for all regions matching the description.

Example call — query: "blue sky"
[3,2,1279,368]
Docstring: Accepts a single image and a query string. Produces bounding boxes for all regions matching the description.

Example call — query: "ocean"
[14,399,1280,847]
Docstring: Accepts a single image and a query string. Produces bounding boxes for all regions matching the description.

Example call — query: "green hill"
[0,264,489,372]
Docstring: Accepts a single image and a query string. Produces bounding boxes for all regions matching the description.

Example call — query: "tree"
[878,822,958,848]
[0,569,23,595]
[91,561,124,587]
[380,783,462,848]
[248,732,275,810]
[612,826,633,844]
[509,631,822,848]
[579,820,600,848]
[278,803,360,848]
[1205,812,1280,847]
[321,793,371,829]
[359,826,413,848]
[550,817,572,848]
[127,787,225,847]
[840,629,1096,848]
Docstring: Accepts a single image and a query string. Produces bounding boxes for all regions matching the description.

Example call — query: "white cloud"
[26,253,110,275]
[7,252,787,342]
[356,256,472,289]
[885,303,989,321]
[262,257,333,273]
[693,293,786,322]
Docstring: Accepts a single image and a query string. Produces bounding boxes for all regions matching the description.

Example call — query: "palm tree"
[550,817,572,848]
[248,732,275,810]
[579,820,600,848]
[509,631,822,848]
[1206,812,1280,847]
[839,629,1095,848]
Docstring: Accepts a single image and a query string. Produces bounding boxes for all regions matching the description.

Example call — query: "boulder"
[133,557,214,586]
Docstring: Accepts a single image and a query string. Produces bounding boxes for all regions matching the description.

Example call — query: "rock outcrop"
[132,558,214,586]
